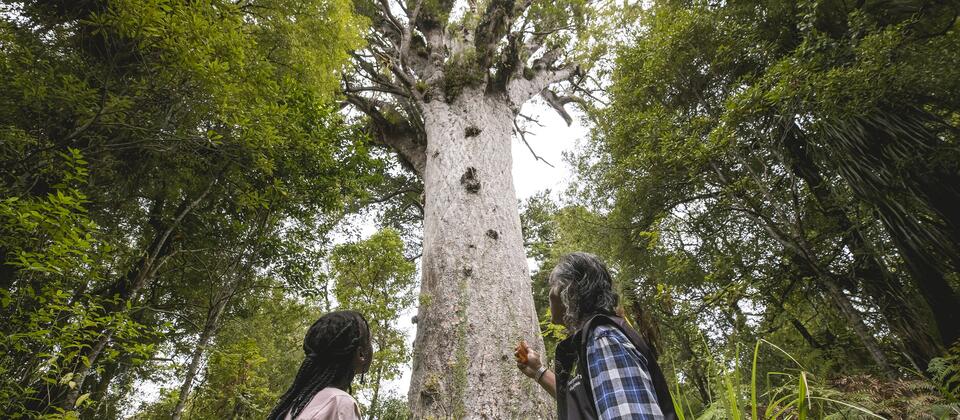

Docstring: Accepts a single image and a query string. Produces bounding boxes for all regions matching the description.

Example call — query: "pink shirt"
[284,387,362,420]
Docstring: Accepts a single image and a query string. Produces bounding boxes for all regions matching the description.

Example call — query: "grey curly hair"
[549,252,619,329]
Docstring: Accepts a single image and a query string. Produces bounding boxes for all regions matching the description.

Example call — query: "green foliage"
[331,228,417,417]
[555,0,960,418]
[132,290,322,419]
[441,50,486,102]
[1,0,374,417]
[928,340,960,400]
[0,149,152,418]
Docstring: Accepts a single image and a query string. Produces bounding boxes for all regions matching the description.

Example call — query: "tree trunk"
[821,276,897,378]
[676,327,710,404]
[780,123,944,366]
[61,179,217,411]
[171,293,229,420]
[790,319,822,350]
[408,90,553,418]
[875,201,960,347]
[368,363,383,420]
[824,115,960,347]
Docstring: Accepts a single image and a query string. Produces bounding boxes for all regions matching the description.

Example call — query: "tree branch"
[540,88,590,126]
[475,0,520,69]
[507,63,578,106]
[345,93,427,176]
[400,0,424,67]
[540,89,573,125]
[513,120,554,167]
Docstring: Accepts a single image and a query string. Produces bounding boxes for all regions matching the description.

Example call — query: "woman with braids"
[514,252,677,420]
[268,311,373,420]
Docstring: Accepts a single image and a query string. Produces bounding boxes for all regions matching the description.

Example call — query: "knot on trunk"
[463,267,473,277]
[486,229,499,240]
[464,126,482,138]
[460,167,481,193]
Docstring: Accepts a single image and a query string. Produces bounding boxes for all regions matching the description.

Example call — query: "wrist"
[535,365,548,383]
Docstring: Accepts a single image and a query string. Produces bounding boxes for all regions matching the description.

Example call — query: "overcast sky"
[511,101,588,200]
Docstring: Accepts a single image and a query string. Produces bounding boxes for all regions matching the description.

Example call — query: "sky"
[512,102,589,200]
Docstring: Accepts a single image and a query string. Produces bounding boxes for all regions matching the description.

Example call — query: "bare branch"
[542,87,592,126]
[475,0,533,69]
[400,0,424,66]
[377,0,405,35]
[350,52,403,89]
[364,187,422,205]
[344,84,410,97]
[513,120,555,167]
[541,89,573,126]
[518,113,544,127]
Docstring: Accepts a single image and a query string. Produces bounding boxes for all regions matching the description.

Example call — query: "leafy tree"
[132,288,323,420]
[583,0,959,372]
[331,228,417,419]
[555,0,960,416]
[1,0,371,417]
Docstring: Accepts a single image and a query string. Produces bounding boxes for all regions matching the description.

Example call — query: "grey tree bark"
[407,90,553,418]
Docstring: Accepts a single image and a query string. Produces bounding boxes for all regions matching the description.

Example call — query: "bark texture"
[408,90,552,418]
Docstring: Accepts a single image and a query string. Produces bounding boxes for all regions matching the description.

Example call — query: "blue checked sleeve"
[586,325,664,420]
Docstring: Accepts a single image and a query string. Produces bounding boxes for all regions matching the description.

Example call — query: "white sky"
[512,102,588,199]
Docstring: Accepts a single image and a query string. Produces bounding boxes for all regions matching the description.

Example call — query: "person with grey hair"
[514,252,677,420]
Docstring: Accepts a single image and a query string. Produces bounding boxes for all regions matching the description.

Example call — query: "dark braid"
[267,311,370,420]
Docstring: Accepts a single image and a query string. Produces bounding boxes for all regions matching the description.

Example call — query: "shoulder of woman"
[299,388,361,420]
[588,324,647,362]
[328,391,361,420]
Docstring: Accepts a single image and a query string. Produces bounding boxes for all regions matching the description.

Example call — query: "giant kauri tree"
[342,0,611,415]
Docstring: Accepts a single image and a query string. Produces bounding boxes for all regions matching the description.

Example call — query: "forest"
[1,0,959,418]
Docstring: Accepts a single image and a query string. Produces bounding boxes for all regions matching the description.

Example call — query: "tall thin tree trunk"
[368,363,383,420]
[781,123,944,365]
[820,276,896,378]
[61,179,217,411]
[408,90,552,418]
[676,327,711,404]
[875,202,960,347]
[764,288,824,350]
[790,319,822,349]
[171,292,229,420]
[716,158,897,377]
[824,115,960,347]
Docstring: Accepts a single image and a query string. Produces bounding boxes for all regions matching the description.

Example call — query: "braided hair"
[267,311,370,420]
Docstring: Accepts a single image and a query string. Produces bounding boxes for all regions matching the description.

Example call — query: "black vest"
[554,314,678,420]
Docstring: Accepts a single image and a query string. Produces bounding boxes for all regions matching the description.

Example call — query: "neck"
[331,373,354,392]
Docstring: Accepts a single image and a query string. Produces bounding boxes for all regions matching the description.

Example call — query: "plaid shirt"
[585,324,664,419]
